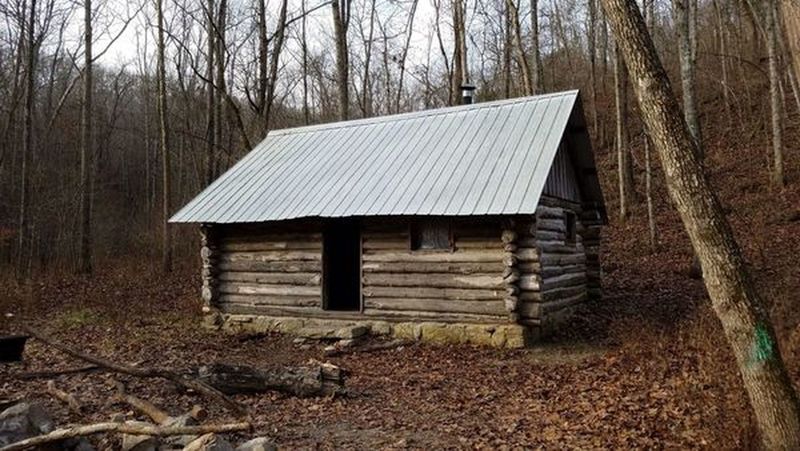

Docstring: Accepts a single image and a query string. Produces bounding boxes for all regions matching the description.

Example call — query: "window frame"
[409,219,453,252]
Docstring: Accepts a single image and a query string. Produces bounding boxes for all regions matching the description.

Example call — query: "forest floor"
[2,106,800,448]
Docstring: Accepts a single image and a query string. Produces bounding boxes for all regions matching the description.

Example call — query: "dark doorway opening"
[323,219,361,311]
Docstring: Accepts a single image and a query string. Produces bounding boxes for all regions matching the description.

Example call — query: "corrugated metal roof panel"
[170,90,597,223]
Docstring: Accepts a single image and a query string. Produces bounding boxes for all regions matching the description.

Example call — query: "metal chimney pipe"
[461,83,476,105]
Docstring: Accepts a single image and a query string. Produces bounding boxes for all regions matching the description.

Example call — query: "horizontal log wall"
[516,197,588,327]
[581,209,603,300]
[361,219,508,322]
[209,223,324,315]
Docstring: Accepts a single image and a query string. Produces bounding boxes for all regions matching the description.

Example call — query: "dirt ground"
[2,104,800,449]
[0,256,764,449]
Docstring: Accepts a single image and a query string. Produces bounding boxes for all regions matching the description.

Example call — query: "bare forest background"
[1,0,798,278]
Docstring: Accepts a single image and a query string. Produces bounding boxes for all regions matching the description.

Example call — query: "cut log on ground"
[113,381,170,424]
[197,362,346,397]
[21,325,247,418]
[0,421,251,451]
[45,381,82,414]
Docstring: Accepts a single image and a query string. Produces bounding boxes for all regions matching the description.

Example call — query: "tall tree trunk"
[301,0,310,124]
[599,0,800,447]
[783,0,800,85]
[530,0,542,93]
[395,0,419,112]
[645,136,656,251]
[766,0,785,186]
[672,0,702,154]
[507,0,534,95]
[78,0,93,274]
[205,0,215,185]
[502,3,512,98]
[264,0,288,131]
[614,42,633,219]
[642,0,657,251]
[256,0,267,123]
[450,0,468,104]
[156,0,172,272]
[712,0,731,121]
[551,0,574,78]
[331,0,349,120]
[361,0,376,116]
[214,0,227,168]
[588,0,598,132]
[17,0,37,280]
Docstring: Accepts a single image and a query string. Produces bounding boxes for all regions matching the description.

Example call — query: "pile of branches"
[2,326,348,450]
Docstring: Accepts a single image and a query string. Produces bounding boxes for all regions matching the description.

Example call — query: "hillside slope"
[1,91,799,447]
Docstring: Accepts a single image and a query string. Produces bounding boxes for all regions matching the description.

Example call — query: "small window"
[565,212,577,244]
[410,219,451,250]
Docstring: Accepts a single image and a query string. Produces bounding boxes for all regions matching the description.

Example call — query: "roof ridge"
[267,90,579,137]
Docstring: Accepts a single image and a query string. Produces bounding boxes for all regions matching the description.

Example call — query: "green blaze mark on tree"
[750,323,775,365]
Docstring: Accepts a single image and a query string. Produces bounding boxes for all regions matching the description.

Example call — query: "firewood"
[0,421,251,451]
[189,405,207,421]
[113,381,170,424]
[45,381,82,414]
[21,325,247,418]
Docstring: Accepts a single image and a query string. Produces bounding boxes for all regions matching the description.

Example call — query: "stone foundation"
[203,313,538,349]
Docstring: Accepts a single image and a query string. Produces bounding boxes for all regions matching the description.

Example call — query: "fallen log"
[324,339,410,357]
[21,325,247,418]
[0,421,251,451]
[45,381,82,414]
[16,365,100,380]
[197,361,346,397]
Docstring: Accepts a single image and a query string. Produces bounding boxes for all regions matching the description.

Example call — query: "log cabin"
[170,90,606,348]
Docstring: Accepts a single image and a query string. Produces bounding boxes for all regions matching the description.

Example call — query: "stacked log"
[501,228,520,322]
[514,221,543,325]
[581,209,603,300]
[361,221,507,322]
[516,201,588,327]
[200,226,218,312]
[536,203,587,328]
[213,229,323,315]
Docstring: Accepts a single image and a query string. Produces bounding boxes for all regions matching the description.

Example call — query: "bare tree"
[672,0,702,155]
[17,0,38,280]
[507,0,533,95]
[502,0,512,97]
[588,0,598,130]
[530,0,542,92]
[784,0,800,86]
[451,0,468,104]
[642,0,656,251]
[155,0,172,272]
[395,0,419,112]
[78,0,93,274]
[331,0,350,119]
[599,0,800,446]
[614,42,634,219]
[358,0,376,117]
[301,0,310,124]
[204,0,215,184]
[765,0,784,186]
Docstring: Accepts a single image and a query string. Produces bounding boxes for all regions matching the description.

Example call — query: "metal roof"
[171,90,603,224]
